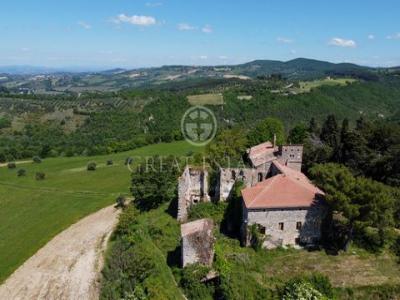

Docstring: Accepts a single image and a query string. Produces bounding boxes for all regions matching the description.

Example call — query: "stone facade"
[177,166,210,222]
[181,218,215,267]
[242,202,326,249]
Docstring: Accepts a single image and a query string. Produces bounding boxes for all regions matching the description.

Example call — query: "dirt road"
[0,205,120,300]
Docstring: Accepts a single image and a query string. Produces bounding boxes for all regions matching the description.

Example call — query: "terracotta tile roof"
[241,171,324,209]
[247,141,278,167]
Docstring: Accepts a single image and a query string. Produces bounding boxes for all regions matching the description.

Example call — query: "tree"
[35,172,46,180]
[308,117,319,135]
[206,128,248,167]
[7,162,16,169]
[87,162,97,171]
[320,115,339,150]
[17,169,26,177]
[288,123,309,144]
[115,195,127,208]
[33,156,42,164]
[131,156,180,211]
[247,117,285,147]
[309,163,395,251]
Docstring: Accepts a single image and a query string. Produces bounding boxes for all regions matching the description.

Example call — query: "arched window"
[231,170,236,180]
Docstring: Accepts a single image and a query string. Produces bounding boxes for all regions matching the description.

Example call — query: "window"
[295,238,300,245]
[231,170,236,180]
[296,222,302,230]
[278,222,284,230]
[258,173,263,182]
[259,226,266,235]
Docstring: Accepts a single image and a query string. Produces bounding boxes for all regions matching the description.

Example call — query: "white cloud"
[202,25,213,33]
[20,47,30,52]
[145,2,162,7]
[78,21,92,30]
[290,49,297,54]
[386,33,400,40]
[219,55,228,60]
[368,34,375,40]
[112,14,156,26]
[178,23,196,31]
[328,37,357,48]
[277,37,293,44]
[199,55,208,60]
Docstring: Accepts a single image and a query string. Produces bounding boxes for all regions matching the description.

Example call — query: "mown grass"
[187,93,224,105]
[0,141,203,283]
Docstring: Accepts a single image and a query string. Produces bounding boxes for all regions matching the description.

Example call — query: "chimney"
[273,134,277,148]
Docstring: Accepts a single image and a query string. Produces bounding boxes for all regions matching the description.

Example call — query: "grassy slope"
[0,141,202,283]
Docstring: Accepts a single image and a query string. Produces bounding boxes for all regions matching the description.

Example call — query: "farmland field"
[298,78,357,93]
[187,93,224,105]
[0,141,203,283]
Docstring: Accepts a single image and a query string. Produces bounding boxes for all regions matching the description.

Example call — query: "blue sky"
[1,0,400,69]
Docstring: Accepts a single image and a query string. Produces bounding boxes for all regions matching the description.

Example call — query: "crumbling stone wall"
[218,161,273,201]
[177,166,210,222]
[181,218,214,267]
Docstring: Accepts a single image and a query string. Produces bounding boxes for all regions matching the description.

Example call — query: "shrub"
[125,157,133,165]
[32,156,42,164]
[116,195,127,208]
[35,172,46,180]
[17,169,26,177]
[281,281,325,300]
[106,160,113,166]
[249,224,265,251]
[180,264,214,300]
[7,162,16,169]
[87,162,97,171]
[279,274,333,300]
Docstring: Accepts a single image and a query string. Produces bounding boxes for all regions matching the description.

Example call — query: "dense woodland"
[1,76,400,162]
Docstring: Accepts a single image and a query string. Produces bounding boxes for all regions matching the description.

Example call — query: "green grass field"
[187,93,224,105]
[0,141,203,283]
[298,78,357,93]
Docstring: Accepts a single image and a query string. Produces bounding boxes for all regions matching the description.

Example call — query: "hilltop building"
[178,139,325,250]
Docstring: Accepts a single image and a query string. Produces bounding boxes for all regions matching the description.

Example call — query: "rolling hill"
[0,58,391,93]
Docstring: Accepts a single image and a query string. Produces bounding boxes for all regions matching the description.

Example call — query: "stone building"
[241,162,326,249]
[218,140,304,201]
[177,166,210,222]
[181,218,215,267]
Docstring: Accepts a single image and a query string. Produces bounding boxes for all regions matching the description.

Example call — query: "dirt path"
[0,205,121,300]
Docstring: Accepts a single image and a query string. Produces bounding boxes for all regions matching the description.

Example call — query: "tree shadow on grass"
[167,245,181,268]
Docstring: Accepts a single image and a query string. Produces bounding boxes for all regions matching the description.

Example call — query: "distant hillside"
[0,58,395,93]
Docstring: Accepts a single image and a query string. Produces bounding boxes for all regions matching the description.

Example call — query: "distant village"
[178,139,326,268]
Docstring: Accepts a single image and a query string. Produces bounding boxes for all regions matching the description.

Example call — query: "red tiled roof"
[247,141,278,167]
[241,171,324,209]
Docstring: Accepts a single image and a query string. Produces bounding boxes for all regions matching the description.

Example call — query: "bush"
[180,264,214,300]
[35,172,46,180]
[116,195,127,208]
[7,162,16,169]
[106,160,113,166]
[17,169,26,177]
[125,157,133,165]
[87,162,97,171]
[279,274,333,300]
[32,156,42,164]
